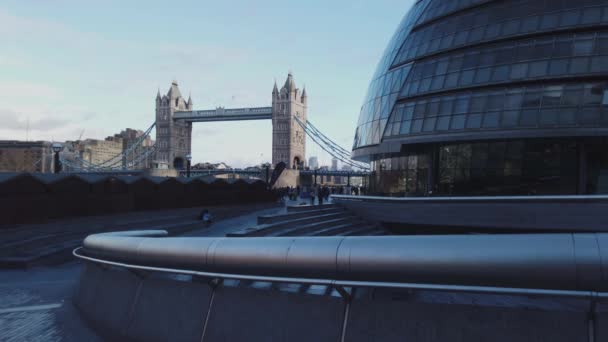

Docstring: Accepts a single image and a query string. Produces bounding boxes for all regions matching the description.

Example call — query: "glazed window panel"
[436,116,451,131]
[502,110,521,127]
[466,113,483,129]
[450,115,466,130]
[520,108,539,126]
[482,111,500,128]
[397,28,608,99]
[392,0,608,66]
[539,108,560,126]
[385,82,608,139]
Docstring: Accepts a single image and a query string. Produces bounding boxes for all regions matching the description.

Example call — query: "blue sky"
[0,0,414,167]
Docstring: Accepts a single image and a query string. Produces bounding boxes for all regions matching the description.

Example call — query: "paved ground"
[0,261,101,342]
[0,203,290,341]
[181,206,285,237]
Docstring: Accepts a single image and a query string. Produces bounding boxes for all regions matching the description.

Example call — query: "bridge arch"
[173,157,184,169]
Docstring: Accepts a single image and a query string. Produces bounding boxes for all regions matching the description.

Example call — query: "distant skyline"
[0,0,414,167]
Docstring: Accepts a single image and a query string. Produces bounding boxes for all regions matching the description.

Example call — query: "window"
[454,97,469,113]
[451,115,466,130]
[466,114,482,129]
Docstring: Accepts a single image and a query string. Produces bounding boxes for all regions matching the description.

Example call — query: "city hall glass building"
[352,0,608,196]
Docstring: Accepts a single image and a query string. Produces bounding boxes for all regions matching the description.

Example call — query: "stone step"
[0,218,203,255]
[340,225,386,236]
[228,212,351,237]
[257,207,344,225]
[0,220,206,268]
[0,213,193,246]
[271,217,360,237]
[286,204,339,213]
[310,223,373,236]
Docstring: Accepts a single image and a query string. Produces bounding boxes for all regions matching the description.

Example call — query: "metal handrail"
[72,247,607,299]
[78,232,608,292]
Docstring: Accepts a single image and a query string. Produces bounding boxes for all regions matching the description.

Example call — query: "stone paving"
[0,262,101,342]
[0,204,289,341]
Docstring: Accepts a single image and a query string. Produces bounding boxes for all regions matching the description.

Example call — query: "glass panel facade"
[369,138,608,196]
[353,0,431,149]
[400,31,608,98]
[354,0,608,197]
[415,0,495,27]
[386,82,608,138]
[437,139,578,195]
[368,153,430,196]
[392,0,608,67]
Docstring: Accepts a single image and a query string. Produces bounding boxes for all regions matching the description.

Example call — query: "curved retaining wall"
[75,231,608,341]
[75,261,608,342]
[333,194,608,232]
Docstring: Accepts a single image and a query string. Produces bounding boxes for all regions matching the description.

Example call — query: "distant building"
[331,158,338,171]
[108,128,155,169]
[0,140,54,173]
[308,156,319,169]
[80,139,123,166]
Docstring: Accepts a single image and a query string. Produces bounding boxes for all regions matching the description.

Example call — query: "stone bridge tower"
[155,81,193,169]
[272,73,307,169]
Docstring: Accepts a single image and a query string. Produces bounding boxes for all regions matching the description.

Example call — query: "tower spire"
[283,72,295,92]
[273,79,279,94]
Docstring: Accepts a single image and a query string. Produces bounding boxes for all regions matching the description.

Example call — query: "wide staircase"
[0,205,268,269]
[228,204,386,237]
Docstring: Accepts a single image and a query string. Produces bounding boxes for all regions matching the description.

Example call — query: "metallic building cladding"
[353,0,608,156]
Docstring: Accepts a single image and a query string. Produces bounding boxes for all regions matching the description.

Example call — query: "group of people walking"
[310,184,330,205]
[278,184,363,206]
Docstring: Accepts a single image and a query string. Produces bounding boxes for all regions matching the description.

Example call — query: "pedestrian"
[200,209,212,225]
[318,184,324,206]
[310,185,316,205]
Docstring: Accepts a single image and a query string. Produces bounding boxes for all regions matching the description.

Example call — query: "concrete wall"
[76,261,606,342]
[273,169,299,188]
[333,195,608,232]
[145,168,179,178]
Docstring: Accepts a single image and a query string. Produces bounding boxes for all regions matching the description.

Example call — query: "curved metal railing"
[74,230,608,297]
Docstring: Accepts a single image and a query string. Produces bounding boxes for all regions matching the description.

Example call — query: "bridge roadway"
[174,106,273,122]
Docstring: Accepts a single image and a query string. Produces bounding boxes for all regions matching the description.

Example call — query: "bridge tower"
[272,73,307,169]
[155,81,193,169]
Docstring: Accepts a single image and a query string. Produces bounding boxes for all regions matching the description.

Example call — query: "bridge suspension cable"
[293,116,370,171]
[95,122,156,168]
[58,122,157,172]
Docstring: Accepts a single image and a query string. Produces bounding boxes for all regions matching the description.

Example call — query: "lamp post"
[264,163,270,185]
[52,143,62,174]
[185,154,192,178]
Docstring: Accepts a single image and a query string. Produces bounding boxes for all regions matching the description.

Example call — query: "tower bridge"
[174,106,273,122]
[155,73,307,170]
